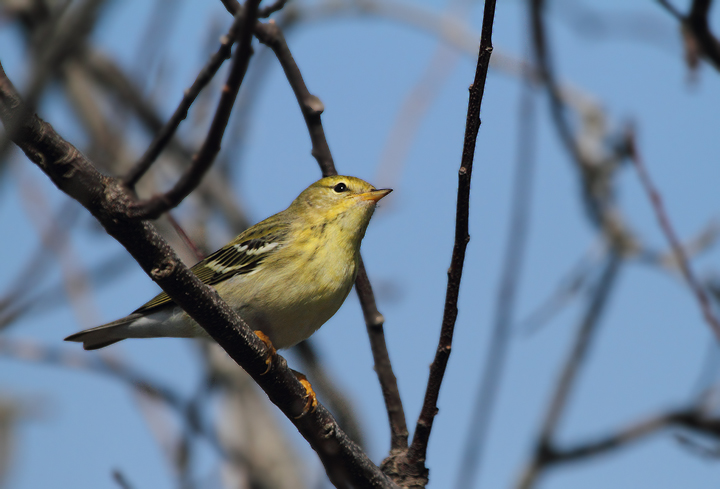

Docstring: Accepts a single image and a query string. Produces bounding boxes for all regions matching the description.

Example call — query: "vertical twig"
[390,1,497,485]
[355,262,409,451]
[455,77,537,489]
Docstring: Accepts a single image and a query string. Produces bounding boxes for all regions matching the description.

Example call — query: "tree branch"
[658,0,720,72]
[455,78,537,489]
[123,11,246,187]
[515,252,622,489]
[384,1,498,486]
[124,3,259,220]
[627,129,720,341]
[547,409,720,464]
[355,260,409,452]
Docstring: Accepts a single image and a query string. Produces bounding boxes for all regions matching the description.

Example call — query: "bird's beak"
[358,188,392,203]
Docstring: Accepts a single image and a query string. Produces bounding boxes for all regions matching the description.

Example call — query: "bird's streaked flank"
[65,176,390,357]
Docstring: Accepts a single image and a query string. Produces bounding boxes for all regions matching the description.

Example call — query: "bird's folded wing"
[134,222,287,314]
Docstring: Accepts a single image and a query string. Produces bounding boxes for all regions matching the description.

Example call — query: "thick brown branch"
[393,0,497,484]
[657,0,720,71]
[125,4,260,220]
[0,62,397,489]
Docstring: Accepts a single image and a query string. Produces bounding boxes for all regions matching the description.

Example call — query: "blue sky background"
[1,0,720,488]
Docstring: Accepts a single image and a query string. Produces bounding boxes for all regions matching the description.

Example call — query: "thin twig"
[549,409,720,463]
[258,0,289,18]
[123,13,245,187]
[515,408,720,468]
[355,261,409,452]
[78,49,251,231]
[17,0,105,127]
[253,22,335,175]
[125,3,260,220]
[627,130,720,341]
[530,0,633,249]
[517,246,600,335]
[112,470,134,489]
[387,1,498,486]
[0,337,239,462]
[165,213,205,262]
[455,75,537,489]
[0,253,131,331]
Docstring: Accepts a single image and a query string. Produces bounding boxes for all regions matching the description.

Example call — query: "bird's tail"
[64,313,146,350]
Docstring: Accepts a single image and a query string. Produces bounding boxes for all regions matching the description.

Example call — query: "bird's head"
[290,175,392,234]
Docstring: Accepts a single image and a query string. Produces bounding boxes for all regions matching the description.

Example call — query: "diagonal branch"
[251,20,335,175]
[547,408,720,464]
[0,62,397,489]
[657,0,720,72]
[123,11,248,187]
[515,252,622,489]
[124,3,260,220]
[627,129,720,341]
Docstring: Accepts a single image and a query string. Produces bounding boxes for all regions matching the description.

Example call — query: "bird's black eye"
[333,182,348,193]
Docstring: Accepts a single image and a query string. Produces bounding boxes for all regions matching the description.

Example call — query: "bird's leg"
[291,370,318,418]
[254,330,276,375]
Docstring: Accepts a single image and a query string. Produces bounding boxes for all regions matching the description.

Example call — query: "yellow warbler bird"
[65,175,391,351]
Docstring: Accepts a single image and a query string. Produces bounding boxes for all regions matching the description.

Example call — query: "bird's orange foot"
[292,370,318,418]
[254,330,276,375]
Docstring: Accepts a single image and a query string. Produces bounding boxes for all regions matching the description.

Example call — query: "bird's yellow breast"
[213,219,359,349]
